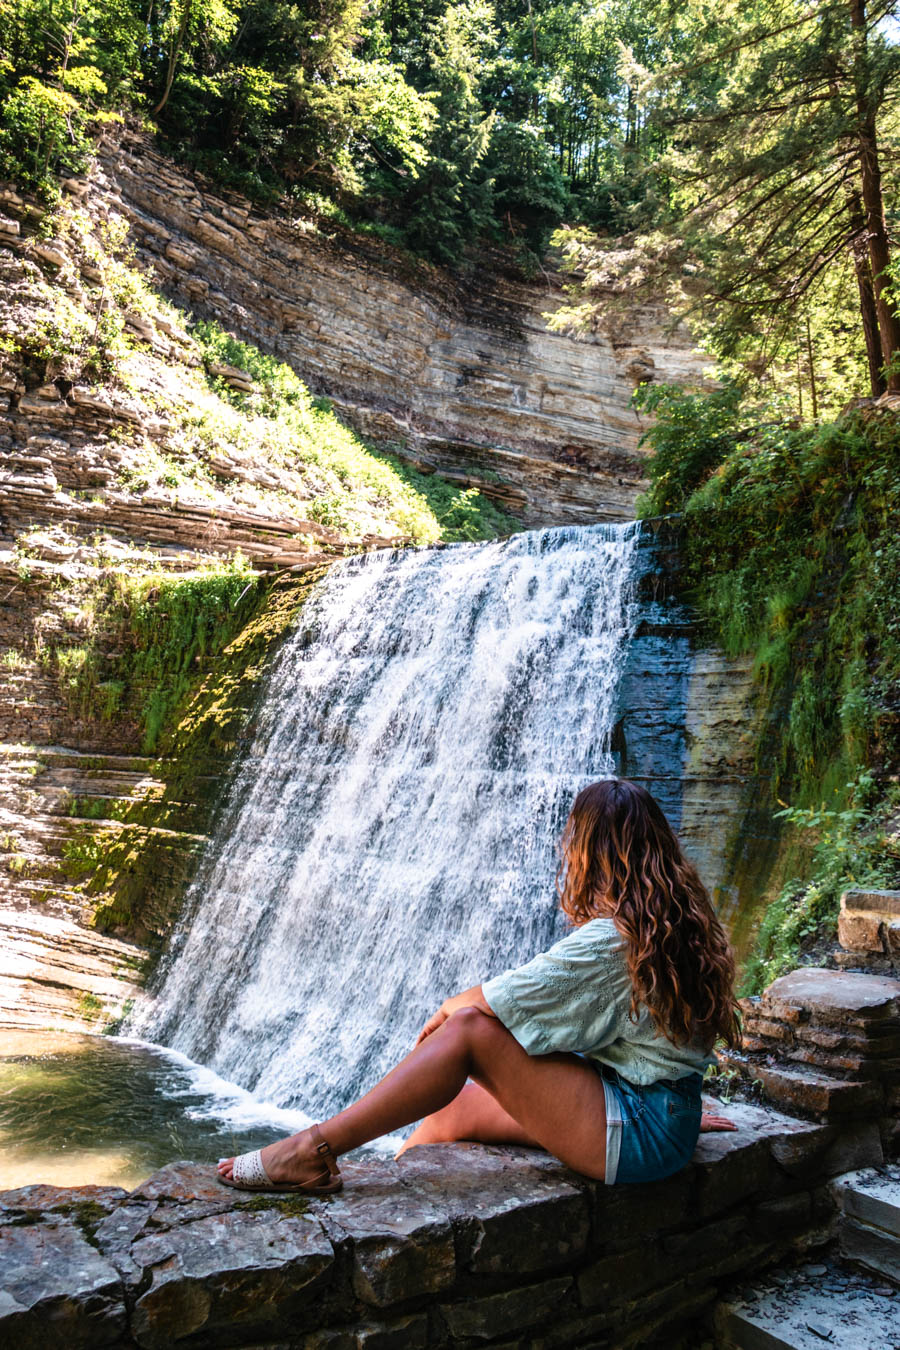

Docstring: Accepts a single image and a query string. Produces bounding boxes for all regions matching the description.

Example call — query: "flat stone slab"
[692,1099,827,1179]
[832,1164,900,1239]
[763,969,900,1020]
[839,1217,900,1284]
[718,1256,899,1350]
[842,889,900,916]
[750,1063,882,1118]
[0,1217,126,1348]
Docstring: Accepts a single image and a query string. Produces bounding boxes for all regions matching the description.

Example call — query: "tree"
[369,1,496,263]
[645,0,900,395]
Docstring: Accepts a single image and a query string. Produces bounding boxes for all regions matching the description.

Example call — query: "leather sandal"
[218,1124,343,1194]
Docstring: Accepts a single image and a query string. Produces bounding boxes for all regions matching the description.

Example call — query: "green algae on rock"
[75,568,329,944]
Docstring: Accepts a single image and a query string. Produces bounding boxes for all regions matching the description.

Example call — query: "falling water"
[131,522,642,1120]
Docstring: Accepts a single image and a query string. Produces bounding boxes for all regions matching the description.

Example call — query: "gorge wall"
[0,137,769,1037]
[96,132,707,528]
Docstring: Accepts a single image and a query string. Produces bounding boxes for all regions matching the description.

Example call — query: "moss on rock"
[72,568,327,943]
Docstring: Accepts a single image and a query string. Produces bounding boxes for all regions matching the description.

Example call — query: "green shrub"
[634,380,746,517]
[637,388,900,983]
[54,558,260,754]
[741,774,899,993]
[0,77,94,197]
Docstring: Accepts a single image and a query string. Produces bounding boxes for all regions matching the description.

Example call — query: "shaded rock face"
[612,525,777,945]
[96,132,708,528]
[0,1101,862,1350]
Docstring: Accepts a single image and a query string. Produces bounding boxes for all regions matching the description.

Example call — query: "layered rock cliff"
[96,132,708,528]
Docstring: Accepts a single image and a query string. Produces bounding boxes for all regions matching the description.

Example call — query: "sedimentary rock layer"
[96,132,708,528]
[724,967,900,1158]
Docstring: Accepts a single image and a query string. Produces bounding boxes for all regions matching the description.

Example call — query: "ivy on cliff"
[58,564,329,940]
[55,556,259,754]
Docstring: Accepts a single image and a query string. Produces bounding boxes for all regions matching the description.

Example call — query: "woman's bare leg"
[396,1081,537,1156]
[218,1007,607,1183]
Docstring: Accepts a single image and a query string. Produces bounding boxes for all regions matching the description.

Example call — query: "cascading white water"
[130,522,642,1120]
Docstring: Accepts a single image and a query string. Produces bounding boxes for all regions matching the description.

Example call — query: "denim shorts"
[598,1064,703,1185]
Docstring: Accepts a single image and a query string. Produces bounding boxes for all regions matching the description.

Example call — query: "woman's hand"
[416,986,495,1045]
[700,1109,737,1132]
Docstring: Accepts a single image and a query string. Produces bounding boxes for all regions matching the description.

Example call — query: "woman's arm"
[416,985,496,1045]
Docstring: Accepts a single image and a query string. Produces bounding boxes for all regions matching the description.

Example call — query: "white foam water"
[129,522,641,1122]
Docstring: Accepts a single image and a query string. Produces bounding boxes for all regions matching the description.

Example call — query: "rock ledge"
[0,1100,875,1350]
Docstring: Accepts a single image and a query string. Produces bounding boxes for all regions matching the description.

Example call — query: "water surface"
[0,1029,344,1190]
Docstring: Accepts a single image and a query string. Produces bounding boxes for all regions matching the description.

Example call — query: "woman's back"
[483,916,715,1085]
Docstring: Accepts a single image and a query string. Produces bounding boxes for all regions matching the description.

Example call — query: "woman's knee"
[444,1006,502,1046]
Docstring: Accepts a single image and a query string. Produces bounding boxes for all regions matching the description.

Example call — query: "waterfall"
[131,522,642,1121]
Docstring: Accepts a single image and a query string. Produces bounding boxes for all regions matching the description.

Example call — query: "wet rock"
[0,1217,126,1348]
[128,1206,335,1349]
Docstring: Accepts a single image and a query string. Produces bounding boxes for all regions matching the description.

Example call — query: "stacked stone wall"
[0,1102,875,1350]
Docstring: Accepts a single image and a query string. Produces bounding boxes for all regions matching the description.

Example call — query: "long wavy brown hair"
[556,779,741,1049]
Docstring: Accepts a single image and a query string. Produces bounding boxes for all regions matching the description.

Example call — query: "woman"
[218,779,739,1193]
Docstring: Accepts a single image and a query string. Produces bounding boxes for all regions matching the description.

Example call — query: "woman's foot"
[217,1126,334,1186]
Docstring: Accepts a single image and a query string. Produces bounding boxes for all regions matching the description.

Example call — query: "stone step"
[756,968,900,1027]
[0,744,159,773]
[718,1053,883,1118]
[716,1254,899,1349]
[831,1165,900,1284]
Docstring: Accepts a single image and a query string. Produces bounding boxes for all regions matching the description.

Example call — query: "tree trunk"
[60,0,81,76]
[805,314,818,419]
[850,0,900,391]
[153,0,192,117]
[526,0,539,121]
[846,187,886,396]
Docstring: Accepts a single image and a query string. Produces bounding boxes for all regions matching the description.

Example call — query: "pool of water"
[0,1030,393,1191]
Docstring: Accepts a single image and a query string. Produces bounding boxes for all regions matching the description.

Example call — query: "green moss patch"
[41,564,324,943]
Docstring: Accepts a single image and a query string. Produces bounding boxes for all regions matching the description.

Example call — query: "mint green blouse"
[481,916,715,1085]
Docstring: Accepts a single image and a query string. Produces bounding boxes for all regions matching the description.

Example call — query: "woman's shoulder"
[549,916,628,959]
